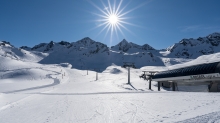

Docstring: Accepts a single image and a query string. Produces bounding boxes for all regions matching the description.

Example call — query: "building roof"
[153,62,220,79]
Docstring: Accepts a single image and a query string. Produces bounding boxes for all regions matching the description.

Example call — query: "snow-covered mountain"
[111,39,155,53]
[21,40,72,53]
[30,37,162,71]
[0,41,48,62]
[0,32,218,70]
[2,33,220,123]
[165,32,220,58]
[2,39,220,123]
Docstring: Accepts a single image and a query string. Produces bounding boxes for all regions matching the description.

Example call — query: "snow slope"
[167,52,220,70]
[0,55,69,93]
[1,33,220,122]
[1,53,220,122]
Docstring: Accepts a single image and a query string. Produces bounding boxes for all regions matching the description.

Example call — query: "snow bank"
[0,56,68,93]
[56,63,72,69]
[168,52,220,70]
[109,68,122,74]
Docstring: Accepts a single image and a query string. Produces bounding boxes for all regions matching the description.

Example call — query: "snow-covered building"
[152,62,220,92]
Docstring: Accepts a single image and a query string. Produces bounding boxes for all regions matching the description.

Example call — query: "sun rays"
[88,0,150,43]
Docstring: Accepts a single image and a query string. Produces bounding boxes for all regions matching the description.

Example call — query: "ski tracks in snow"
[81,95,146,123]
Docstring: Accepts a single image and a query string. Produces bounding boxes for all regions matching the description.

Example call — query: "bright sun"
[108,14,118,25]
[89,0,147,41]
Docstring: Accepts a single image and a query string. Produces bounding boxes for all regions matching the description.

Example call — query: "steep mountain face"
[166,32,220,58]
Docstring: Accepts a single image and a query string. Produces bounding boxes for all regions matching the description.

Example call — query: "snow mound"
[168,52,220,70]
[57,63,72,68]
[102,64,127,74]
[1,69,47,80]
[0,55,67,93]
[110,68,122,74]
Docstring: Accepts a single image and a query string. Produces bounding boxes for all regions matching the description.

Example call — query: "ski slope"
[1,55,220,123]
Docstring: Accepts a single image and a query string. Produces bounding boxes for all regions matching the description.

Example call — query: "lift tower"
[122,62,136,84]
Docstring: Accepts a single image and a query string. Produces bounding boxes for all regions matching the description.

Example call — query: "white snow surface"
[1,53,220,123]
[167,52,220,70]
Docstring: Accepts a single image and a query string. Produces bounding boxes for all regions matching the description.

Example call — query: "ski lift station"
[152,62,220,92]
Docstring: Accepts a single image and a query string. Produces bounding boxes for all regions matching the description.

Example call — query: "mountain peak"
[76,37,96,45]
[0,41,13,47]
[82,37,93,41]
[166,32,220,58]
[58,41,71,46]
[122,39,128,42]
[206,32,220,39]
[80,37,95,42]
[111,39,155,52]
[116,39,129,46]
[120,39,129,43]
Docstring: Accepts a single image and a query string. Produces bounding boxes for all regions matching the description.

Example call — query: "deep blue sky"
[1,0,220,49]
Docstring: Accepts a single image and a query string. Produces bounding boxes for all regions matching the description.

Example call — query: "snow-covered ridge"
[20,38,155,54]
[166,32,220,58]
[1,32,219,70]
[0,41,48,62]
[18,37,161,70]
[111,39,155,53]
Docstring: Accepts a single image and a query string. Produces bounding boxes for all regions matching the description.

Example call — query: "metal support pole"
[96,72,98,80]
[143,71,146,80]
[158,82,160,91]
[87,70,88,75]
[172,82,175,91]
[149,77,151,90]
[128,67,130,84]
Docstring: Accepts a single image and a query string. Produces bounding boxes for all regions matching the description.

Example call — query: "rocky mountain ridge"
[166,32,220,58]
[21,37,155,54]
[1,32,220,70]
